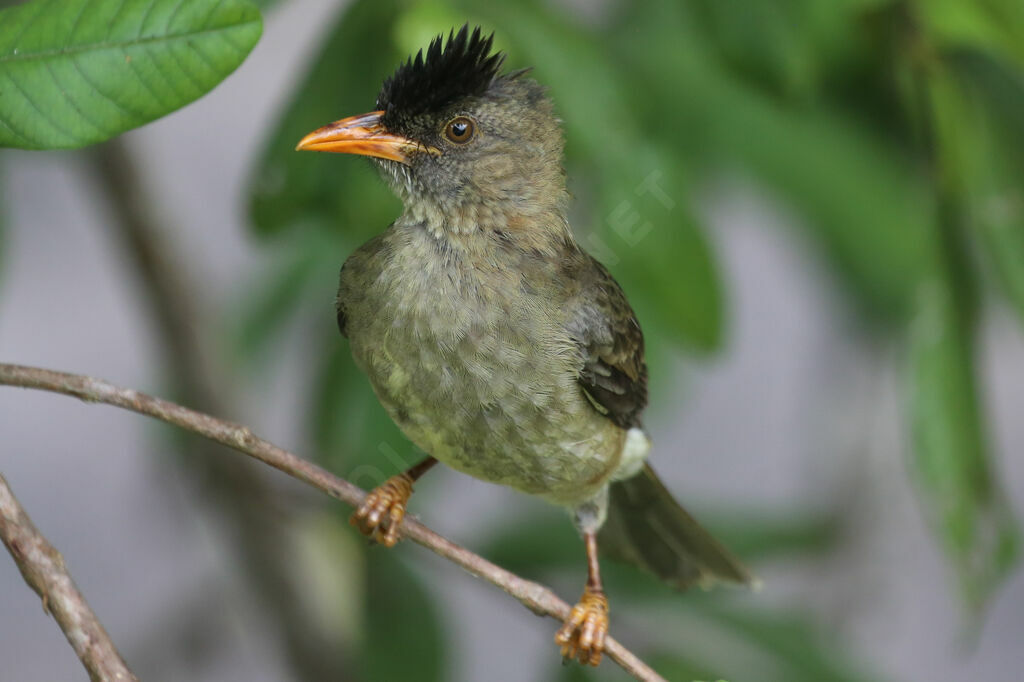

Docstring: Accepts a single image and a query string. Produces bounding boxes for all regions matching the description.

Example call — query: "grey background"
[2,1,1023,680]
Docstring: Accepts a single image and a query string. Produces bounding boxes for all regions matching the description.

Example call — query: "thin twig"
[0,363,666,682]
[0,472,139,682]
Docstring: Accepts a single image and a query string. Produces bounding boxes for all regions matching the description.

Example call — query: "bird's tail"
[599,463,755,590]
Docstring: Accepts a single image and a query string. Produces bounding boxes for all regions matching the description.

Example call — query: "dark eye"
[444,116,475,144]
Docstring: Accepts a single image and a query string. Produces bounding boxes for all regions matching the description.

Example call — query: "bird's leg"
[555,531,610,666]
[351,456,437,547]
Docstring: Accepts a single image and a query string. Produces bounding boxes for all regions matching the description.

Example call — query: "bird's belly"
[348,311,623,505]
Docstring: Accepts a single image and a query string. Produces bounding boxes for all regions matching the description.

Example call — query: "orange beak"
[295,111,436,164]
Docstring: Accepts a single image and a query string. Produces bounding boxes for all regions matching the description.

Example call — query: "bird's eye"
[444,116,476,144]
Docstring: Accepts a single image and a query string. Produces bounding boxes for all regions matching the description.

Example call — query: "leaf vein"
[4,0,57,53]
[4,65,84,144]
[121,46,169,111]
[66,0,91,47]
[104,0,130,42]
[70,55,142,122]
[0,21,260,65]
[163,0,188,35]
[134,0,160,40]
[42,58,109,137]
[0,105,34,144]
[162,41,206,95]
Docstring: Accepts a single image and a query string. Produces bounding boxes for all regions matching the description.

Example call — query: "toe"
[555,592,608,667]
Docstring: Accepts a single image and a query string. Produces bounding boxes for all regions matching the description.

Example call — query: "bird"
[296,24,753,666]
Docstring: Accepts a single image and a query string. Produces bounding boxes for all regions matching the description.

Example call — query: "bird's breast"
[337,223,623,504]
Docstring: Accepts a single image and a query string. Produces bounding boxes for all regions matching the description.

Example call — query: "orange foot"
[350,473,415,547]
[555,587,609,666]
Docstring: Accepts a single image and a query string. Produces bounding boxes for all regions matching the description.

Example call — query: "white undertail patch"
[615,427,651,481]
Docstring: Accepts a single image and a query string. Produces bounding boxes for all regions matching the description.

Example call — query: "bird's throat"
[403,198,575,259]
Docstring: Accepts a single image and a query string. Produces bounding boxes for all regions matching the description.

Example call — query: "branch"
[0,363,666,682]
[0,472,139,682]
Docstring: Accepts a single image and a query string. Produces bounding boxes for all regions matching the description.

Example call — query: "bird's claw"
[555,586,609,666]
[350,473,415,547]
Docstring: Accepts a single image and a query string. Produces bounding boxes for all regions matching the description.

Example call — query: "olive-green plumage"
[298,25,756,666]
[325,25,751,604]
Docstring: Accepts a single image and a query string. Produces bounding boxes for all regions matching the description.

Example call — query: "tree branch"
[0,472,139,682]
[0,363,666,682]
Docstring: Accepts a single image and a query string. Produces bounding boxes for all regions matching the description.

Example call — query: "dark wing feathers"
[569,256,648,429]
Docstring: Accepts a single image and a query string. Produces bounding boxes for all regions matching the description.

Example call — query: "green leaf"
[906,62,1020,611]
[0,0,262,150]
[908,264,1019,610]
[247,0,402,238]
[943,49,1024,328]
[359,550,448,682]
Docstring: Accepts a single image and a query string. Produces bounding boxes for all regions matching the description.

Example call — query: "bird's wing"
[337,231,391,340]
[568,258,752,590]
[567,255,648,429]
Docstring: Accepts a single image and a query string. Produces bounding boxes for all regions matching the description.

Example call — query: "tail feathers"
[599,463,755,590]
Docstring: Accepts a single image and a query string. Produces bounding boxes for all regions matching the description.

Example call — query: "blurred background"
[2,0,1024,680]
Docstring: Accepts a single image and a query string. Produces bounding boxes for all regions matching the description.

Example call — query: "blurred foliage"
[241,0,1024,679]
[3,0,1023,679]
[0,0,262,149]
[486,509,868,682]
[360,549,448,681]
[905,47,1021,610]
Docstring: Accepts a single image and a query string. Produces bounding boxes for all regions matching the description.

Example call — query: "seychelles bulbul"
[296,25,753,666]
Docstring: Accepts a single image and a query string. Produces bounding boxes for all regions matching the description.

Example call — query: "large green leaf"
[0,0,261,150]
[247,0,402,238]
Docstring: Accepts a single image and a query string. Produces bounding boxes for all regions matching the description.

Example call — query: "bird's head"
[296,26,568,234]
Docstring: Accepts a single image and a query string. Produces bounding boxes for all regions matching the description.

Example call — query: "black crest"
[377,25,505,125]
